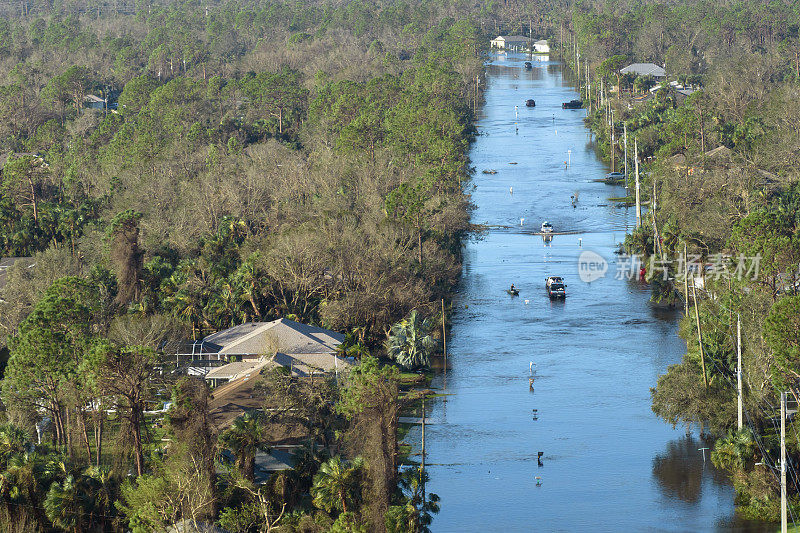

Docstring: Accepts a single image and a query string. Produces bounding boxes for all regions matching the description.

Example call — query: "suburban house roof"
[620,63,666,77]
[495,35,529,42]
[84,94,106,104]
[204,360,273,381]
[534,39,548,45]
[274,351,354,375]
[201,318,345,357]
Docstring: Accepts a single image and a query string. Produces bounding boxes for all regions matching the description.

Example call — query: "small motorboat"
[545,276,563,288]
[482,169,498,174]
[507,287,520,296]
[541,221,553,233]
[524,62,532,69]
[562,99,583,109]
[526,99,536,107]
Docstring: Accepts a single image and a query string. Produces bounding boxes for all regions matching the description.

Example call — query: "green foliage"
[219,412,269,482]
[385,310,436,370]
[118,76,160,115]
[310,456,363,514]
[764,295,800,393]
[729,209,800,297]
[218,501,262,532]
[711,428,758,472]
[117,474,177,532]
[329,511,369,533]
[386,468,439,533]
[337,357,400,420]
[650,359,735,435]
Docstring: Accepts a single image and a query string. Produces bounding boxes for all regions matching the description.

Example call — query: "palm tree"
[0,424,28,466]
[219,412,268,482]
[310,456,363,514]
[649,275,681,307]
[385,310,436,370]
[43,465,113,533]
[82,466,116,529]
[44,474,90,533]
[232,253,265,319]
[711,428,757,471]
[336,332,370,360]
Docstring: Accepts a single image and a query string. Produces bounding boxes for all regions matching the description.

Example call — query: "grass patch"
[608,196,634,206]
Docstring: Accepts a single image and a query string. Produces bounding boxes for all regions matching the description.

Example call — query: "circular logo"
[578,251,607,283]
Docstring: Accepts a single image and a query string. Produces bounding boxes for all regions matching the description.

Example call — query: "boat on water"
[545,276,563,288]
[562,99,583,109]
[524,61,532,69]
[541,221,553,233]
[545,277,566,299]
[507,288,520,296]
[526,99,536,107]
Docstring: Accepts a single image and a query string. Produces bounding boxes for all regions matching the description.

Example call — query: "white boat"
[545,276,563,288]
[541,221,553,233]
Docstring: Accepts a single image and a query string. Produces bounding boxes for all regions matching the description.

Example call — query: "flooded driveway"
[421,53,769,532]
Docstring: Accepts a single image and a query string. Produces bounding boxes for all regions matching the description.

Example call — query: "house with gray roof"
[620,63,666,79]
[491,35,530,51]
[199,318,353,383]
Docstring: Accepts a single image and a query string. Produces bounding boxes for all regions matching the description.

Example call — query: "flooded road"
[421,54,768,532]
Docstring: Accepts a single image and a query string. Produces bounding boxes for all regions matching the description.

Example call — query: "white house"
[490,35,529,51]
[533,39,550,53]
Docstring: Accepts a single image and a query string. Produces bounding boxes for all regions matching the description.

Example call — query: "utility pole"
[683,242,689,315]
[652,178,657,212]
[586,62,590,110]
[529,19,532,57]
[624,122,628,191]
[635,138,641,227]
[782,390,787,533]
[692,278,709,389]
[737,313,743,430]
[421,395,427,504]
[652,179,664,259]
[610,111,615,173]
[600,78,604,110]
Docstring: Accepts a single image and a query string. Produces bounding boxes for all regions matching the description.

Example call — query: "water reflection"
[653,435,731,504]
[652,436,707,503]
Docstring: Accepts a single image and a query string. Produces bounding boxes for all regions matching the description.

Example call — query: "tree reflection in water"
[652,435,727,503]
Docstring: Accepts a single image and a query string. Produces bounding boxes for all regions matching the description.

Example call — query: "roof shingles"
[202,318,345,357]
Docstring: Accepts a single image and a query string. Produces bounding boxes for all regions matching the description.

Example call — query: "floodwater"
[418,53,772,532]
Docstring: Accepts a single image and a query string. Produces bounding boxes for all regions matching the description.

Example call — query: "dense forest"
[0,0,508,530]
[560,0,800,521]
